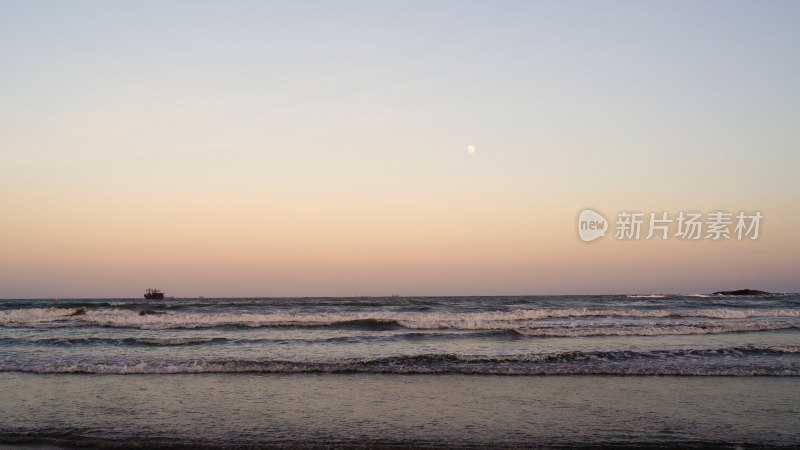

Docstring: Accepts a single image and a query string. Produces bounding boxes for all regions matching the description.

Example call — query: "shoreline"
[2,374,798,448]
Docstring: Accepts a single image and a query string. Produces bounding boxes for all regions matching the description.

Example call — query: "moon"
[467,145,476,154]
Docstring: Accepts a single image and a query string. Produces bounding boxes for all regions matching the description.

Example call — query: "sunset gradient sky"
[1,1,798,297]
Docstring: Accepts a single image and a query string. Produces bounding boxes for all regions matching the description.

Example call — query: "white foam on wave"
[2,345,798,375]
[1,306,798,330]
[395,309,800,330]
[135,337,217,346]
[0,307,79,323]
[514,320,799,337]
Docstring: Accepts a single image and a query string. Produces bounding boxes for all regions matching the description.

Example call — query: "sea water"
[1,295,798,447]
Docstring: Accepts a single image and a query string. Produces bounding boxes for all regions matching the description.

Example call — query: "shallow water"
[1,374,798,447]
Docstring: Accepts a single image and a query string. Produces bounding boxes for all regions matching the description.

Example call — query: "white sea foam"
[1,306,799,330]
[2,345,797,375]
[0,307,79,323]
[514,321,798,337]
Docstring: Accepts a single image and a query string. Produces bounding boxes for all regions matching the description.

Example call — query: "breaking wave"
[2,345,797,375]
[512,320,799,337]
[2,307,798,331]
[0,332,478,347]
[1,319,797,348]
[0,336,227,347]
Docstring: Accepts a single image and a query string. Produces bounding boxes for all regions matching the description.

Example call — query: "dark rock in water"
[138,309,158,316]
[70,307,87,316]
[712,289,772,296]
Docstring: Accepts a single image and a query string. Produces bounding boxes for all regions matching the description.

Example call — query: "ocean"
[1,294,798,448]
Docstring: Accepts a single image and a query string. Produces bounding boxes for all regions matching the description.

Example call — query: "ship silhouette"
[144,288,164,300]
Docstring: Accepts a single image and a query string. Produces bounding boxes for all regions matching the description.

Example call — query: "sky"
[1,1,799,298]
